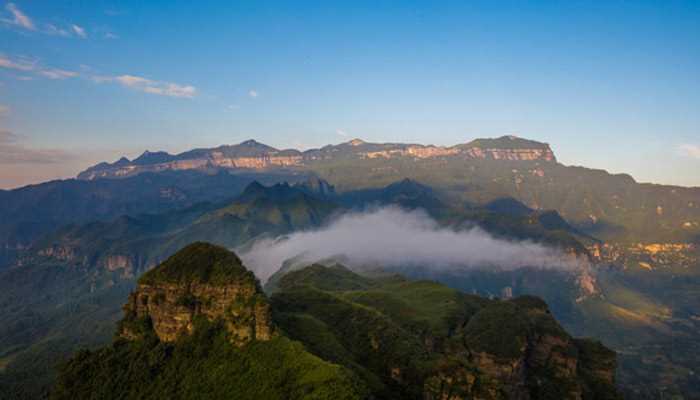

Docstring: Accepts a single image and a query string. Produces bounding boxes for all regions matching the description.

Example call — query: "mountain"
[272,264,620,399]
[51,244,620,400]
[337,178,450,215]
[51,243,366,400]
[0,169,311,269]
[75,136,700,243]
[20,180,586,279]
[77,136,557,180]
[3,135,700,398]
[0,179,601,399]
[22,181,340,277]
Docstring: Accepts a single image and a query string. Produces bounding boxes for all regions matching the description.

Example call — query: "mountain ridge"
[77,135,557,180]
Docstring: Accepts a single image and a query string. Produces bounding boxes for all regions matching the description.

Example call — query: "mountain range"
[76,136,556,180]
[0,136,698,399]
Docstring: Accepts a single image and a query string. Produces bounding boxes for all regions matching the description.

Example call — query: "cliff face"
[120,281,273,344]
[77,136,557,180]
[118,242,273,345]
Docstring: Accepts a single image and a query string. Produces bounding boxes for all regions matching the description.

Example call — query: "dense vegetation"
[270,264,620,399]
[51,254,621,400]
[52,320,367,400]
[139,242,254,286]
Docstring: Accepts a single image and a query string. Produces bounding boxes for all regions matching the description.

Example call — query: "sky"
[0,0,699,189]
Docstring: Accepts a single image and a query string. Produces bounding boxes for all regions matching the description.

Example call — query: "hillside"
[51,244,620,400]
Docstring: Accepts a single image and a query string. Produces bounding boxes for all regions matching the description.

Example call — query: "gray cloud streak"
[0,130,77,164]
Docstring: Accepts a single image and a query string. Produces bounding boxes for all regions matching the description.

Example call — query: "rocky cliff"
[118,242,273,345]
[78,136,557,180]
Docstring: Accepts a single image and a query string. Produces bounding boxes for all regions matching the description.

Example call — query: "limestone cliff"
[118,242,273,345]
[77,136,557,180]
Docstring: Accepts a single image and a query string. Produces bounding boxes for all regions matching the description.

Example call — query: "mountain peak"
[139,242,253,286]
[122,242,273,345]
[133,150,172,165]
[348,138,365,146]
[240,139,263,146]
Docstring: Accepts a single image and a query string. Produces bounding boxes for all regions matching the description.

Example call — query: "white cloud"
[2,3,89,38]
[241,207,586,283]
[0,54,34,71]
[38,68,79,80]
[336,129,348,137]
[102,74,197,98]
[1,54,194,98]
[71,24,87,38]
[679,144,700,159]
[104,32,119,39]
[4,3,35,30]
[0,54,78,80]
[45,24,71,37]
[248,89,258,98]
[227,104,240,110]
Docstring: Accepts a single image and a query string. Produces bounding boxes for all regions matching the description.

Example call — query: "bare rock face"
[119,242,274,346]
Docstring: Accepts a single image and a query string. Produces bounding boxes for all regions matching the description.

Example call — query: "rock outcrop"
[118,242,273,345]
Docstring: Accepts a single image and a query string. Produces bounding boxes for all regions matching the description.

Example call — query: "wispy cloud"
[94,74,197,98]
[0,54,78,80]
[71,24,87,38]
[38,68,79,79]
[227,104,240,110]
[0,54,34,71]
[679,144,700,159]
[45,23,71,37]
[248,89,258,98]
[2,53,196,98]
[104,32,119,39]
[336,129,348,137]
[3,2,35,30]
[0,130,75,165]
[2,3,93,39]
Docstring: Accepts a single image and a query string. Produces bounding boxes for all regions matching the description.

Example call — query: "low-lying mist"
[239,207,586,282]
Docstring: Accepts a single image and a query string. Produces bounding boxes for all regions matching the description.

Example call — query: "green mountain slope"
[51,244,367,400]
[51,244,620,400]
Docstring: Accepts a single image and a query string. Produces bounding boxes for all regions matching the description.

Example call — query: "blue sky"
[0,0,699,189]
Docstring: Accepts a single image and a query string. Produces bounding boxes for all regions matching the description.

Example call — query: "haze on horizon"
[1,1,699,189]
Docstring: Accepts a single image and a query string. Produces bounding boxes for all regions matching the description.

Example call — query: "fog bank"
[239,207,585,282]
